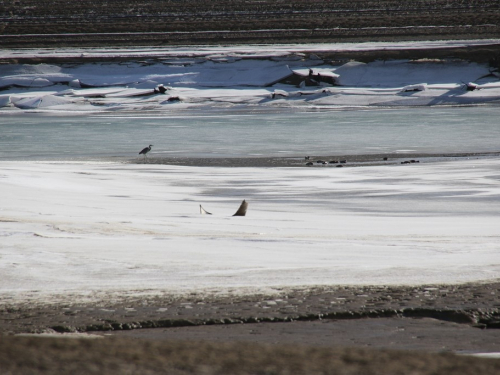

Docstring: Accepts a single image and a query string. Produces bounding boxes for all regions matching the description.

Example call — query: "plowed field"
[1,0,499,47]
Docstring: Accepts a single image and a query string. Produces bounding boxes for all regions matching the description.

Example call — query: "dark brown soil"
[1,0,500,48]
[2,334,500,375]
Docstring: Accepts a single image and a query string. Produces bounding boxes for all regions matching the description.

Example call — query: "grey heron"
[139,145,153,159]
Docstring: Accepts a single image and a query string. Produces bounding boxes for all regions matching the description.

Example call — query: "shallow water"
[1,106,498,160]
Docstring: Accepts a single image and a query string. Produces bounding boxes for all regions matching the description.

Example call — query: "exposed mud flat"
[2,282,499,335]
[132,152,500,168]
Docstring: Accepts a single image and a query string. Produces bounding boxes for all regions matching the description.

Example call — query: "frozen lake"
[1,42,500,303]
[1,106,499,160]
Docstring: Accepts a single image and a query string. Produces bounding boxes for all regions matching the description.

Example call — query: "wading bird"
[139,145,153,159]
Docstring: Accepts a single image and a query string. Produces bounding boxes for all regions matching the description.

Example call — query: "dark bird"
[233,200,248,217]
[139,145,153,159]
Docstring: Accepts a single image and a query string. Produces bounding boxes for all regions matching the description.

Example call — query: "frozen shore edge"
[1,281,499,335]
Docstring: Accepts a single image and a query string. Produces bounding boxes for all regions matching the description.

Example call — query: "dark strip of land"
[2,282,499,335]
[2,334,499,375]
[132,152,500,168]
[1,0,500,48]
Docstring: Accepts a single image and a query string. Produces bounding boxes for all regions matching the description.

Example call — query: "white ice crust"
[1,158,499,303]
[1,40,500,113]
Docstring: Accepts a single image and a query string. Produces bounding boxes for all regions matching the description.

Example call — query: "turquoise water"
[0,106,499,160]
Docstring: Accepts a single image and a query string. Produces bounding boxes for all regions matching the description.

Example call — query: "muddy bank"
[2,282,499,335]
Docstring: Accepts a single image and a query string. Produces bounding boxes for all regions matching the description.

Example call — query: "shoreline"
[2,281,499,335]
[130,151,500,168]
[2,151,499,167]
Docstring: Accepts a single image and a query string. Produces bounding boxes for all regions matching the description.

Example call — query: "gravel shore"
[2,282,499,336]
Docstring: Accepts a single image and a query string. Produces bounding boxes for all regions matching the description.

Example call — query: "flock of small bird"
[304,155,420,166]
[305,156,347,167]
[400,159,420,164]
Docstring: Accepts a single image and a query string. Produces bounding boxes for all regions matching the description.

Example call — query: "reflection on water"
[0,107,499,160]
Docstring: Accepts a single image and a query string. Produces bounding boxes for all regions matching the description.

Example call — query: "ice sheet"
[1,158,499,303]
[1,40,499,113]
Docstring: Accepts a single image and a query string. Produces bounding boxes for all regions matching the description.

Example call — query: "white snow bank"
[333,60,488,87]
[0,59,293,90]
[0,95,11,108]
[1,158,499,303]
[0,76,55,89]
[0,42,499,113]
[11,94,74,109]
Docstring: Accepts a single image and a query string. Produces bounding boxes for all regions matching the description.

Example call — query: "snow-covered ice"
[1,40,500,113]
[1,158,499,303]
